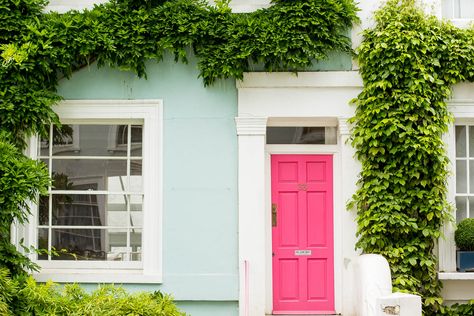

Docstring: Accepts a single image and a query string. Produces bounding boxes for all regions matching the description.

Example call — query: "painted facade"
[13,0,474,315]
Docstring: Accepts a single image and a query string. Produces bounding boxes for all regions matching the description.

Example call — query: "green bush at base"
[0,268,185,316]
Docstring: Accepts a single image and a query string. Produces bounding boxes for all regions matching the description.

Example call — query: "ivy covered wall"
[0,0,359,314]
[351,0,474,314]
[0,0,358,277]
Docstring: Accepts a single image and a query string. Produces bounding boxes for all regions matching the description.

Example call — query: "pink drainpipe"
[244,260,249,316]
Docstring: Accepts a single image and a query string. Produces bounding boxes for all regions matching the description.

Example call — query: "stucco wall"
[57,53,239,315]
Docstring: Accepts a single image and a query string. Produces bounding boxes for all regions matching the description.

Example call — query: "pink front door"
[271,155,334,314]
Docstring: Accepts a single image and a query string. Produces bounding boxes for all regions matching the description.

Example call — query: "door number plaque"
[297,183,308,191]
[294,250,312,256]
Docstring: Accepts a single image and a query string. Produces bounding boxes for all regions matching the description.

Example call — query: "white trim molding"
[235,117,267,135]
[237,71,363,89]
[440,91,474,275]
[237,71,360,315]
[45,0,109,13]
[449,99,474,117]
[338,117,352,136]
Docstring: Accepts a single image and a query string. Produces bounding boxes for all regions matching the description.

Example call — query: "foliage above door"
[0,0,359,276]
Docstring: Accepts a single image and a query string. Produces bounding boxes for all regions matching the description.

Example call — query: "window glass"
[266,127,337,144]
[454,124,474,222]
[456,196,467,223]
[37,124,143,262]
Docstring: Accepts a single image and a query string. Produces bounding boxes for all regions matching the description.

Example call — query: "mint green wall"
[56,50,348,314]
[57,54,239,314]
[308,51,352,71]
[247,51,352,72]
[177,301,238,316]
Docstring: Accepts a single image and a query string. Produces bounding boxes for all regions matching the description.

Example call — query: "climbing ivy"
[351,0,474,314]
[0,132,50,276]
[0,0,357,275]
[0,0,358,148]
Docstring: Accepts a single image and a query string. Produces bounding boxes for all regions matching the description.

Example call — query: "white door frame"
[264,145,341,314]
[236,72,362,316]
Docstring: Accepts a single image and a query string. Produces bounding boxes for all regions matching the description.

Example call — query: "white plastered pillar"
[236,116,268,316]
[338,117,360,316]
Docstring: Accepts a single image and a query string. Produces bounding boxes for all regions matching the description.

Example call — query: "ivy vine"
[351,0,474,314]
[0,0,357,276]
[0,0,358,148]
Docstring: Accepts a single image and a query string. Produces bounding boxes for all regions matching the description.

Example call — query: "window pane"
[108,229,128,261]
[108,195,143,227]
[266,127,337,144]
[108,229,141,261]
[39,133,50,156]
[37,228,49,260]
[131,125,143,157]
[131,229,142,261]
[457,160,468,193]
[129,160,143,192]
[52,124,74,149]
[51,194,100,226]
[39,196,49,225]
[51,160,127,191]
[129,195,143,226]
[457,196,468,223]
[39,159,49,169]
[470,161,474,193]
[51,228,107,261]
[456,125,467,157]
[115,125,143,157]
[52,125,130,157]
[49,194,142,227]
[470,197,474,219]
[469,126,474,158]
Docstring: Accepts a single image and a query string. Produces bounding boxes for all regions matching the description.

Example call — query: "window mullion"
[48,124,53,261]
[468,126,471,219]
[127,124,131,261]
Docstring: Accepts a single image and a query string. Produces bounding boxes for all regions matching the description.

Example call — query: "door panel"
[272,155,334,313]
[307,192,326,247]
[280,192,299,247]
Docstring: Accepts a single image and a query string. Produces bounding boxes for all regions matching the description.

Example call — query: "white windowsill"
[33,269,162,283]
[448,19,474,28]
[439,272,474,280]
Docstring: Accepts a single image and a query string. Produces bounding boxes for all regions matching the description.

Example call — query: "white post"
[338,117,361,316]
[236,116,267,316]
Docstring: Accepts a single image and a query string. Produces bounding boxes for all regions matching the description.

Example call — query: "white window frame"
[439,100,474,279]
[440,0,474,28]
[20,100,163,283]
[45,0,110,13]
[44,0,270,13]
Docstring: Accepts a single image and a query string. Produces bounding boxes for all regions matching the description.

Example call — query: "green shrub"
[0,269,18,315]
[0,132,50,275]
[0,268,186,316]
[455,218,474,251]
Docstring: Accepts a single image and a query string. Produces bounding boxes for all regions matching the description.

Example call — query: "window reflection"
[266,127,337,144]
[38,123,144,261]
